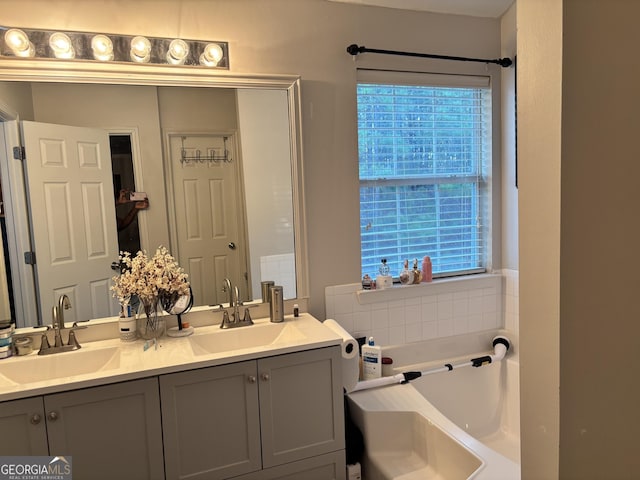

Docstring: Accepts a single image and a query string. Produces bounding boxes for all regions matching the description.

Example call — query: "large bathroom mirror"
[0,60,308,328]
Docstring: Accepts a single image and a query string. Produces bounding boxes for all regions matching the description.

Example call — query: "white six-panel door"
[21,121,120,324]
[168,133,248,306]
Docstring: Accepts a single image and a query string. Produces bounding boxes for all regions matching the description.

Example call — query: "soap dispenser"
[361,337,382,380]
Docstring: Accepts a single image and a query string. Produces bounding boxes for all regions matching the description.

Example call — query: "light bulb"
[49,32,75,59]
[4,28,34,57]
[130,36,151,63]
[199,43,223,67]
[91,34,113,61]
[166,38,189,65]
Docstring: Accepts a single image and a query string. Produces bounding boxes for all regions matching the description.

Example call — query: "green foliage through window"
[358,80,490,278]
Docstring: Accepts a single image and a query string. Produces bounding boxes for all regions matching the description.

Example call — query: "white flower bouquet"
[112,246,189,338]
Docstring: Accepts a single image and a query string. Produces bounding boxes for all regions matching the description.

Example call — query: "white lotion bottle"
[361,337,382,380]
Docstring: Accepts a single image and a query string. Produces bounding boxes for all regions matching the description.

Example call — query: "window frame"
[356,68,498,280]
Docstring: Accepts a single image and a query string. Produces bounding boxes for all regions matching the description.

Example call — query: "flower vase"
[136,298,165,340]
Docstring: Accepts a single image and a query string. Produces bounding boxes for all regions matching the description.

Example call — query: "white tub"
[347,330,520,480]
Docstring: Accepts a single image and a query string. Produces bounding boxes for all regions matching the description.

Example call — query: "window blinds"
[357,69,492,278]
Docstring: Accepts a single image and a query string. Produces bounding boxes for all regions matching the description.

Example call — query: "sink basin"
[358,411,482,480]
[188,321,307,356]
[0,346,121,384]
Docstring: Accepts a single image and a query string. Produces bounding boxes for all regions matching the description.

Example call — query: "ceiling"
[328,0,514,18]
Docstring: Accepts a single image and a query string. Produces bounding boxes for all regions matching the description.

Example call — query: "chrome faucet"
[219,278,254,329]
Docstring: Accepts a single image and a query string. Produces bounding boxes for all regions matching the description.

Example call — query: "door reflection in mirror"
[111,134,144,255]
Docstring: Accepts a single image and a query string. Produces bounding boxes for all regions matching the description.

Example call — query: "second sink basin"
[188,321,307,356]
[0,346,121,384]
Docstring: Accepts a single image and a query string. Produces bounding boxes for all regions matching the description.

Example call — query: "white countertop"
[0,313,341,402]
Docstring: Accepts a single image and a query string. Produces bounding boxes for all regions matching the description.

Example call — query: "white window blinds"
[357,69,492,278]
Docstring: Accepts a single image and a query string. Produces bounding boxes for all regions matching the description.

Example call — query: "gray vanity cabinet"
[0,377,165,480]
[160,346,346,480]
[160,360,262,479]
[0,396,49,455]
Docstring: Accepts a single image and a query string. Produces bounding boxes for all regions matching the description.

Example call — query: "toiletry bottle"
[421,256,433,282]
[399,259,412,285]
[361,337,382,380]
[376,259,393,290]
[412,258,423,284]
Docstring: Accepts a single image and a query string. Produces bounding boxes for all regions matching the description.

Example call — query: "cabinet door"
[44,377,164,480]
[234,451,347,480]
[160,360,261,480]
[258,346,345,468]
[0,396,48,455]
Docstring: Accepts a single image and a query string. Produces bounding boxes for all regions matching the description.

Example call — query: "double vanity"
[0,314,346,480]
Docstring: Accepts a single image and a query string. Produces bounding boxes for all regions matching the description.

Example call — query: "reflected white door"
[168,134,248,306]
[21,121,120,324]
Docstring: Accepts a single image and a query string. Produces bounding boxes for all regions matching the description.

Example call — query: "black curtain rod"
[346,44,513,68]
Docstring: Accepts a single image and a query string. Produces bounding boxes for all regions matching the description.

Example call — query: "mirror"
[0,62,308,328]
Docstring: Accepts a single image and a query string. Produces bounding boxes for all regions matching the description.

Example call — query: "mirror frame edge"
[0,58,310,309]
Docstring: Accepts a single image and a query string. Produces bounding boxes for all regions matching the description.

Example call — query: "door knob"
[247,375,257,383]
[260,373,270,382]
[111,261,121,271]
[47,411,59,422]
[30,413,42,425]
[228,242,236,250]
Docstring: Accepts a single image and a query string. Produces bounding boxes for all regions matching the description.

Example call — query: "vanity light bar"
[0,26,229,69]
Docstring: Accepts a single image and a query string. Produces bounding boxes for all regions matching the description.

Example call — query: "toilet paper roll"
[323,319,359,393]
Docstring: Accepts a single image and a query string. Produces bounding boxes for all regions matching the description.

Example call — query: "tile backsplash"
[325,270,519,346]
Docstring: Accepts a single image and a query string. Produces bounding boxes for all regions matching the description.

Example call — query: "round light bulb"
[199,43,223,67]
[167,38,189,65]
[4,28,34,57]
[91,34,113,61]
[49,32,75,59]
[130,36,151,63]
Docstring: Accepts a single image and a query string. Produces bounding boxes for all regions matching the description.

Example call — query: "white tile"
[453,297,469,317]
[437,319,454,337]
[405,296,421,307]
[334,293,355,315]
[453,315,469,335]
[482,293,497,314]
[421,301,437,322]
[437,297,453,321]
[372,308,390,330]
[404,303,421,324]
[389,325,406,345]
[468,313,484,332]
[422,321,438,340]
[335,313,354,333]
[371,328,390,346]
[405,322,422,342]
[389,306,406,327]
[354,311,373,332]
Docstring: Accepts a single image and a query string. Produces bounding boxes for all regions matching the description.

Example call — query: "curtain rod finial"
[346,44,363,56]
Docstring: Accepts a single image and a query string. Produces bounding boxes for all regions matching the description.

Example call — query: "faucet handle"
[220,310,231,329]
[242,308,254,324]
[67,329,82,349]
[38,331,51,355]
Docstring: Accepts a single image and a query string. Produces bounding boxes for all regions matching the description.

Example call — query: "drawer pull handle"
[247,375,257,383]
[261,373,270,382]
[47,411,59,422]
[30,414,42,425]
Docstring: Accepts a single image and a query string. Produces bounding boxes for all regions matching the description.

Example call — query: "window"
[358,69,492,279]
